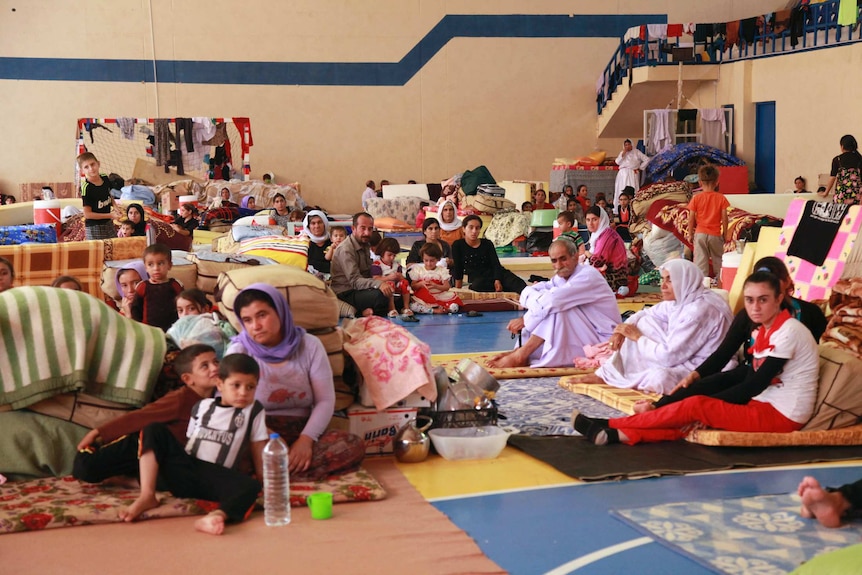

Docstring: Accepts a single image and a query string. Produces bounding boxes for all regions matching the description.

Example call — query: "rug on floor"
[0,467,386,533]
[432,353,592,379]
[612,493,862,575]
[495,377,624,436]
[507,434,862,481]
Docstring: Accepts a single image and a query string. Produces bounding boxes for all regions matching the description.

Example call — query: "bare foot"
[119,493,160,522]
[576,373,605,385]
[633,400,657,414]
[800,480,850,528]
[798,476,821,518]
[361,308,374,317]
[194,511,226,535]
[486,351,526,369]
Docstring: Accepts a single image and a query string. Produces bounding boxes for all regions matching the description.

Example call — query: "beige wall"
[686,43,862,193]
[0,0,808,212]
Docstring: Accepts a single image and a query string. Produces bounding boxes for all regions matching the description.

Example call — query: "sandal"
[401,308,414,317]
[466,310,483,317]
[387,310,398,318]
[400,314,420,323]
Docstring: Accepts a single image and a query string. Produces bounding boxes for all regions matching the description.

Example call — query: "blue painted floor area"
[433,465,862,575]
[396,310,524,355]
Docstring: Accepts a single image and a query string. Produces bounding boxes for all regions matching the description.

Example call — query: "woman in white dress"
[592,258,734,395]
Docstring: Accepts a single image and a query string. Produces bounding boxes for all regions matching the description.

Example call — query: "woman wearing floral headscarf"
[225,284,364,480]
[592,258,733,395]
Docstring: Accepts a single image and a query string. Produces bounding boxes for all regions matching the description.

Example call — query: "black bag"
[525,230,553,253]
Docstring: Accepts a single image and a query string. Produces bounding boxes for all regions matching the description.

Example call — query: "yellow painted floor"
[395,448,577,500]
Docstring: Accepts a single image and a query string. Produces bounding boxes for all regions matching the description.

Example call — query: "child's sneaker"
[410,300,435,315]
[448,303,459,314]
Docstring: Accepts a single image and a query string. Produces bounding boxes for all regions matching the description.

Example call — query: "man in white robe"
[614,139,650,212]
[488,237,620,368]
[589,258,734,394]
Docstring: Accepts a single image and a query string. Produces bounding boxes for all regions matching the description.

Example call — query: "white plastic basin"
[428,426,514,461]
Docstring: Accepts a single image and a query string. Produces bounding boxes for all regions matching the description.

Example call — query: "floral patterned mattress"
[0,467,386,533]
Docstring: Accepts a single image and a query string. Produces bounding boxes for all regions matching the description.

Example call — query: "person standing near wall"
[614,139,649,213]
[825,135,862,205]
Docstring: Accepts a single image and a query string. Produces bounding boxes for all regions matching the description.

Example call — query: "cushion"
[365,196,426,223]
[185,251,268,294]
[686,423,862,447]
[215,264,339,333]
[26,392,135,430]
[802,345,862,431]
[0,411,88,479]
[790,542,862,575]
[235,236,309,269]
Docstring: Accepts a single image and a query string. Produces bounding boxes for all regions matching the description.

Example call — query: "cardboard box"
[358,385,432,409]
[161,189,184,214]
[346,404,418,455]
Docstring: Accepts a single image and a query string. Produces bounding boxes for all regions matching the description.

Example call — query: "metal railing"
[597,0,862,115]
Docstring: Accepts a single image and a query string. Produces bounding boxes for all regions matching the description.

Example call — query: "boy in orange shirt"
[687,165,729,282]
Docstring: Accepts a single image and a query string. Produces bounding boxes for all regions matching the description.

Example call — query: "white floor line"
[542,537,654,575]
[428,481,581,502]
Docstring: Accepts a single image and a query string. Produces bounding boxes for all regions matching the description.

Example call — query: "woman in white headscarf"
[302,209,332,274]
[592,258,734,395]
[437,199,464,245]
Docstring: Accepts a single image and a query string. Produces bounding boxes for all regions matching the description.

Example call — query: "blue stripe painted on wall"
[0,14,666,86]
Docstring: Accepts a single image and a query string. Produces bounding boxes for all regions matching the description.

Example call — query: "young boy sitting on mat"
[121,353,267,535]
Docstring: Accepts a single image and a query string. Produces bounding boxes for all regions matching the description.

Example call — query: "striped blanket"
[0,287,166,410]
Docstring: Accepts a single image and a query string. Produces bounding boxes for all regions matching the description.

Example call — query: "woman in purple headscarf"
[225,283,364,481]
[114,261,149,318]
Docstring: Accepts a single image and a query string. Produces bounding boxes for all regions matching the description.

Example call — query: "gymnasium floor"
[390,309,862,575]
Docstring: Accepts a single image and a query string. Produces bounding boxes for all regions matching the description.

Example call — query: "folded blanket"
[0,287,166,409]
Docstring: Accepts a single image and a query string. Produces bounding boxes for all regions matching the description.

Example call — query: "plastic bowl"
[428,426,513,461]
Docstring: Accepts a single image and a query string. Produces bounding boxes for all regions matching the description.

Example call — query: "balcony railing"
[597,0,862,114]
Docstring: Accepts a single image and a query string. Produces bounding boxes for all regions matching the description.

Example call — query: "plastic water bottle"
[263,433,291,526]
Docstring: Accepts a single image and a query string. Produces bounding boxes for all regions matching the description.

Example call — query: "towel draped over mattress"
[0,286,166,409]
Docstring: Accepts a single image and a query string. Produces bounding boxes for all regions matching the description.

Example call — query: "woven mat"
[0,467,385,534]
[558,378,659,415]
[559,378,862,447]
[613,493,862,575]
[434,353,593,380]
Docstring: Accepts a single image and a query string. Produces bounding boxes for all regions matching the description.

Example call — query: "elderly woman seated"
[579,258,734,395]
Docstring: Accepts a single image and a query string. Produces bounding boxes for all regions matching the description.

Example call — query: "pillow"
[232,225,282,242]
[233,214,275,227]
[802,345,862,431]
[215,264,338,333]
[0,411,88,479]
[236,236,309,269]
[790,542,862,575]
[186,251,268,294]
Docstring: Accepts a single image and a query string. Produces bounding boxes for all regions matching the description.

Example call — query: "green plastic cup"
[307,492,333,520]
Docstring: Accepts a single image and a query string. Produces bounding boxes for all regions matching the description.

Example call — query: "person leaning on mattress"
[573,269,820,445]
[626,256,826,414]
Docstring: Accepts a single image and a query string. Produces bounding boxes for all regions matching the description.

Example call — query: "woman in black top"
[826,134,862,204]
[303,209,332,274]
[452,215,526,294]
[126,204,148,237]
[634,255,826,413]
[172,202,199,239]
[406,218,452,269]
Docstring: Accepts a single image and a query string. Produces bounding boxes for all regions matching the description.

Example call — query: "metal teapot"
[393,415,433,463]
